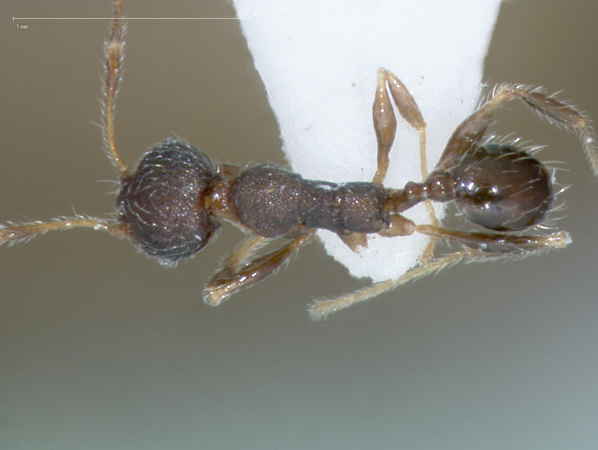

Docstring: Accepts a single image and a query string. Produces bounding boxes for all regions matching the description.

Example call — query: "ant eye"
[452,144,554,231]
[117,138,220,265]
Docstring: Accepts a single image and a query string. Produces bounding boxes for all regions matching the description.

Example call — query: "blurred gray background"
[1,1,597,449]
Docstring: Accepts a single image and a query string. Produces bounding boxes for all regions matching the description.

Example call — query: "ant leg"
[0,217,127,245]
[208,235,271,290]
[308,222,570,320]
[372,68,427,184]
[415,224,571,253]
[372,68,438,261]
[309,250,468,320]
[436,84,598,175]
[103,0,129,176]
[372,69,397,184]
[204,231,316,306]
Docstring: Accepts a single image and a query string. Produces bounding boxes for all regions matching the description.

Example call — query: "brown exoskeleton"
[2,0,597,319]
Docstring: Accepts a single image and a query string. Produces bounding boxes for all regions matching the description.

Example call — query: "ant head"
[452,144,554,232]
[117,138,221,266]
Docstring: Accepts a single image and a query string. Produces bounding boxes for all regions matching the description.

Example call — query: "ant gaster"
[2,0,597,319]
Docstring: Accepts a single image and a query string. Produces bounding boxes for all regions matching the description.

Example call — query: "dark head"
[117,138,221,266]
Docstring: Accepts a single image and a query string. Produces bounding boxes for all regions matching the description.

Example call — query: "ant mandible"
[2,0,597,319]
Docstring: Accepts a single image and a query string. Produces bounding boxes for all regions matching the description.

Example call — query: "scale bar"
[13,17,241,21]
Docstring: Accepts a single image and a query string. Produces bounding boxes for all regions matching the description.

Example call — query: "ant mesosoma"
[2,0,597,319]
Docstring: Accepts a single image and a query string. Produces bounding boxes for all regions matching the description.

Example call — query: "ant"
[2,0,597,319]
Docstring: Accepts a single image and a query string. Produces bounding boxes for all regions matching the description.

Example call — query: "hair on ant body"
[2,0,597,319]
